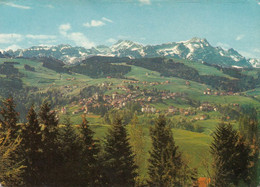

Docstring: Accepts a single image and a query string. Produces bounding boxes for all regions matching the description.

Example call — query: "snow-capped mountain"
[248,58,260,68]
[2,37,254,67]
[110,40,146,58]
[143,37,250,67]
[5,44,100,64]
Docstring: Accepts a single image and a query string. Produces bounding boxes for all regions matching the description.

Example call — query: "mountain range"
[2,37,259,68]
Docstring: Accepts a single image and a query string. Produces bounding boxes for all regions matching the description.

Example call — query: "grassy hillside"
[0,57,259,178]
[126,65,210,96]
[80,121,212,176]
[171,58,235,79]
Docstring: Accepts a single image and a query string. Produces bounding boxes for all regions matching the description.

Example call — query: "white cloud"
[67,32,95,49]
[26,34,56,40]
[0,33,57,46]
[139,0,151,5]
[102,17,113,23]
[58,24,95,49]
[59,23,71,36]
[216,42,230,50]
[106,38,117,44]
[2,2,31,9]
[83,17,113,28]
[253,48,260,53]
[235,34,244,41]
[0,33,23,44]
[258,2,260,5]
[83,20,105,28]
[5,44,22,51]
[46,4,54,8]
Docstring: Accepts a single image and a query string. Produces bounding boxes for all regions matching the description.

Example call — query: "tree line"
[127,58,257,92]
[0,97,258,186]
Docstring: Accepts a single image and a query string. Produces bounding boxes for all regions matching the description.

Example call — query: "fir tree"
[57,116,82,186]
[147,115,183,186]
[128,113,146,185]
[234,135,252,185]
[239,106,259,186]
[210,123,251,186]
[0,97,24,186]
[20,105,42,186]
[0,97,19,140]
[79,115,100,186]
[38,101,60,186]
[0,131,25,186]
[103,117,137,186]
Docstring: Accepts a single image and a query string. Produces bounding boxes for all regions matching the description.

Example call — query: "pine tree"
[79,115,100,186]
[38,101,60,186]
[210,123,251,186]
[128,113,146,185]
[57,116,82,186]
[239,106,259,186]
[147,115,183,186]
[103,117,137,186]
[0,97,19,140]
[20,105,42,186]
[0,97,24,186]
[211,123,235,186]
[0,131,25,186]
[234,134,252,185]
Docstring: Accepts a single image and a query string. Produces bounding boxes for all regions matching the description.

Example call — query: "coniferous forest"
[0,97,258,186]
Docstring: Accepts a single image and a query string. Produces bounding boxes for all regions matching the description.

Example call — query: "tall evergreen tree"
[0,131,24,186]
[20,105,42,186]
[0,97,19,140]
[239,107,258,142]
[147,115,183,186]
[210,123,251,186]
[79,116,100,186]
[38,101,60,186]
[0,97,24,186]
[57,116,82,186]
[128,113,146,185]
[103,117,137,186]
[239,106,259,186]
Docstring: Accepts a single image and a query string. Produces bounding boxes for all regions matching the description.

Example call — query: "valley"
[0,55,259,178]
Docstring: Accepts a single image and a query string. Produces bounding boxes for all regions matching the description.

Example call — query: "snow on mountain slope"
[111,40,146,58]
[2,37,253,67]
[248,58,260,68]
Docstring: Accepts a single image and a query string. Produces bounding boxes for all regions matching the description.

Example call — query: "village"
[203,87,243,96]
[58,80,243,123]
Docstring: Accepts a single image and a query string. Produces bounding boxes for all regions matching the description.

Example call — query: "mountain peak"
[56,44,72,48]
[228,48,239,54]
[188,37,209,44]
[115,40,133,44]
[111,40,143,51]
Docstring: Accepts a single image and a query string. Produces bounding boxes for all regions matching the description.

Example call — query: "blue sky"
[0,0,259,58]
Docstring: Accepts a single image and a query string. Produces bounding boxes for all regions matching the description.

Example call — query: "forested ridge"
[127,58,258,92]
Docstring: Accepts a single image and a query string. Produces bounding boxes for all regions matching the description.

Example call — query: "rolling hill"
[0,55,259,176]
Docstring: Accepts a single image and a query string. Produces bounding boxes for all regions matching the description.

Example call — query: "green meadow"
[1,57,259,178]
